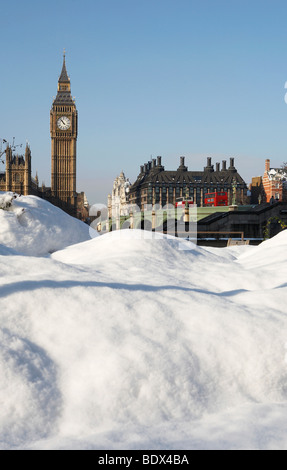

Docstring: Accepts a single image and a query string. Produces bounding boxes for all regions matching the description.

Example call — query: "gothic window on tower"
[13,174,21,183]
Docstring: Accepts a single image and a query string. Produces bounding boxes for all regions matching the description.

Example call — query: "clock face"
[57,116,71,130]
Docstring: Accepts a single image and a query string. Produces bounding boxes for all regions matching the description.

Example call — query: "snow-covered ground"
[0,193,95,256]
[0,193,287,450]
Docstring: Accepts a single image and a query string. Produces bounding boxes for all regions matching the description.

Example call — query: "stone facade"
[129,156,248,210]
[50,53,78,216]
[108,171,131,218]
[77,191,89,221]
[0,144,38,196]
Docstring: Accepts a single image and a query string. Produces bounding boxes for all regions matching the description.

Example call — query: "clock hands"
[57,116,70,130]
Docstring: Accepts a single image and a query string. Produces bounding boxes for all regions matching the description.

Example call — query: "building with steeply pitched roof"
[129,156,248,209]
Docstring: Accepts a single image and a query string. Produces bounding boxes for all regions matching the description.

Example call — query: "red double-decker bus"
[175,197,194,208]
[204,192,228,207]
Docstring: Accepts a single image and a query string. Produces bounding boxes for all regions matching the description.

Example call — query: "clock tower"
[50,52,78,213]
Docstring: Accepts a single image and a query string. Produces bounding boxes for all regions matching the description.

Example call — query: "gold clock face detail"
[57,116,71,130]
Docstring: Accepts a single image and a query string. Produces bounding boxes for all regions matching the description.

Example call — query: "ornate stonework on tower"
[50,52,78,214]
[0,144,39,196]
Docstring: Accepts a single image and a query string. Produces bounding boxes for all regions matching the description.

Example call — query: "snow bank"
[1,226,287,449]
[0,192,96,256]
[237,229,287,272]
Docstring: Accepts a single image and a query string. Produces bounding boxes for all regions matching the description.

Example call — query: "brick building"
[262,159,287,203]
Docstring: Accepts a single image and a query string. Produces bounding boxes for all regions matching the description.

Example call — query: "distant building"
[1,54,88,219]
[0,144,39,196]
[262,159,287,203]
[129,156,248,210]
[77,192,89,221]
[108,171,131,218]
[251,176,264,204]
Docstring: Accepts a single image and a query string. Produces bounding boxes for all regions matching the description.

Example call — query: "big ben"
[50,52,78,213]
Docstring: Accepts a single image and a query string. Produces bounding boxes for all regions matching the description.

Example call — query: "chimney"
[144,163,148,173]
[140,165,144,174]
[157,156,162,167]
[152,158,156,168]
[216,162,220,172]
[205,157,213,171]
[178,156,187,171]
[228,157,237,173]
[222,160,227,171]
[265,159,270,172]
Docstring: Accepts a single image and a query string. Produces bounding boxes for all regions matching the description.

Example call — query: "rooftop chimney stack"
[204,157,214,171]
[178,156,188,171]
[265,159,270,172]
[216,162,220,172]
[222,160,227,171]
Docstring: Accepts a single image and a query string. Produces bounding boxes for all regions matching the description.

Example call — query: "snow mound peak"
[238,229,287,270]
[0,192,96,256]
[52,228,221,269]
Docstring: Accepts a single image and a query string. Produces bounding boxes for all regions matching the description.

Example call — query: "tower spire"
[55,50,73,101]
[59,49,69,83]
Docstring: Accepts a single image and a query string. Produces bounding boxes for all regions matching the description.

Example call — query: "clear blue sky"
[1,0,287,204]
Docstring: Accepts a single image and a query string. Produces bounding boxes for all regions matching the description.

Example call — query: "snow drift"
[0,193,287,449]
[0,193,95,256]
